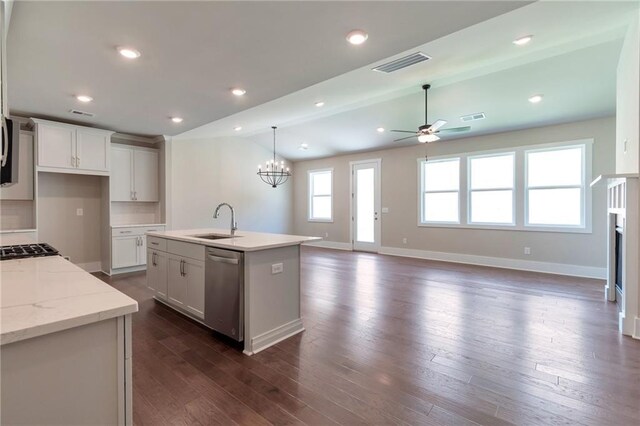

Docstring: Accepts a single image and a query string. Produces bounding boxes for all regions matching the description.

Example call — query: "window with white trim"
[526,145,584,227]
[468,153,515,225]
[420,158,460,223]
[308,169,333,221]
[416,139,591,233]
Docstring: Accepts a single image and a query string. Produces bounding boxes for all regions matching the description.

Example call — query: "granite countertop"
[0,256,138,346]
[147,228,321,252]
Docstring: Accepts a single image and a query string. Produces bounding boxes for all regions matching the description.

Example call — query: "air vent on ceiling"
[372,52,431,73]
[461,112,485,122]
[69,109,95,118]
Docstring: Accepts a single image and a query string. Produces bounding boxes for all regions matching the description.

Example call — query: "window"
[417,139,591,233]
[468,153,514,224]
[526,145,584,227]
[420,158,460,223]
[308,169,333,221]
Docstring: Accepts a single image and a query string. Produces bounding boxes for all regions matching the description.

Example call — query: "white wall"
[169,136,293,234]
[616,15,640,174]
[293,117,615,274]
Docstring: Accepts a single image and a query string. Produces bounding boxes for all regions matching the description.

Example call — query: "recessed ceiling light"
[117,47,141,59]
[171,117,183,123]
[346,30,368,45]
[376,127,385,133]
[315,101,325,107]
[234,126,242,131]
[299,143,309,151]
[513,35,533,46]
[231,88,246,96]
[76,95,93,103]
[528,94,543,103]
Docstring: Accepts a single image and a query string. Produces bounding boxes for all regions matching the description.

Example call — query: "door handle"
[207,254,239,264]
[152,252,157,266]
[1,117,8,167]
[180,259,185,277]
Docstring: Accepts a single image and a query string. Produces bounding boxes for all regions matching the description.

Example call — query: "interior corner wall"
[616,13,640,174]
[37,172,104,270]
[169,136,293,234]
[293,116,615,271]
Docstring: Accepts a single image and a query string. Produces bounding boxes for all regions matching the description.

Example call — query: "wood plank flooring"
[99,247,640,426]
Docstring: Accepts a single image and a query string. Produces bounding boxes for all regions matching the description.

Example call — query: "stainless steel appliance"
[204,247,244,341]
[1,116,19,187]
[0,243,59,261]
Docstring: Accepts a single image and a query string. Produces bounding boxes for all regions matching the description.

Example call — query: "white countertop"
[147,228,321,252]
[1,256,138,346]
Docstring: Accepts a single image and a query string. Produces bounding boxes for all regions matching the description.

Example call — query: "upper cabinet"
[32,119,113,175]
[111,144,159,202]
[0,131,34,200]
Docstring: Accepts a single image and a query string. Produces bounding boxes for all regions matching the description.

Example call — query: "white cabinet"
[111,225,165,271]
[112,236,144,269]
[167,254,205,319]
[147,249,168,300]
[33,119,112,175]
[147,238,205,320]
[111,144,158,202]
[0,132,34,200]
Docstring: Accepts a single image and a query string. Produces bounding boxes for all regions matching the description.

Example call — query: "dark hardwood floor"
[100,247,640,426]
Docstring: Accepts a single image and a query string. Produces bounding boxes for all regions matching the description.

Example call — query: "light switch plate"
[272,263,284,274]
[76,208,84,216]
[382,207,389,213]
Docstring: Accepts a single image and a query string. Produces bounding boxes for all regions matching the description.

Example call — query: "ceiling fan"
[392,84,471,143]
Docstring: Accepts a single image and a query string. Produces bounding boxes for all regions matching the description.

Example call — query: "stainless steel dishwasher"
[204,247,244,341]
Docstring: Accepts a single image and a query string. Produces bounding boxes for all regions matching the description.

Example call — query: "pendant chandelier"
[257,126,291,188]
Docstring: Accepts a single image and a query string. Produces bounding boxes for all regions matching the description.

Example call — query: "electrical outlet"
[271,263,284,274]
[524,247,531,255]
[76,208,83,216]
[402,238,407,244]
[324,232,329,238]
[382,207,389,214]
[624,139,628,154]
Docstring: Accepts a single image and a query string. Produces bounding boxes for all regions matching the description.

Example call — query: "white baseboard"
[303,240,352,251]
[378,246,606,279]
[633,317,640,340]
[245,318,305,356]
[111,265,147,275]
[75,261,103,273]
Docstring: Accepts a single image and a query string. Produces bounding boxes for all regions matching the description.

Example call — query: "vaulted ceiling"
[7,0,528,136]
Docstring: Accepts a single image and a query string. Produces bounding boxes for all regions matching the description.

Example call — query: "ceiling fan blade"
[390,130,418,134]
[436,126,471,134]
[429,119,447,132]
[394,135,417,142]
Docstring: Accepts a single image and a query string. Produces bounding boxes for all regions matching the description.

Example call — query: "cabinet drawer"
[147,236,167,252]
[143,226,165,234]
[112,228,143,237]
[167,240,205,261]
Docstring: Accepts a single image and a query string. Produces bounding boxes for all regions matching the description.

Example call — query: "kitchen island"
[0,254,138,424]
[146,228,319,355]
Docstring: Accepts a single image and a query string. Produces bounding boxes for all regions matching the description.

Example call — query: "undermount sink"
[191,233,240,240]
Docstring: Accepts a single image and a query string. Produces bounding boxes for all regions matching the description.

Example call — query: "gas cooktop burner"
[0,243,60,261]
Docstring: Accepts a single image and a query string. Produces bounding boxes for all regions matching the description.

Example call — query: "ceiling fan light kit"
[257,126,291,188]
[391,83,471,144]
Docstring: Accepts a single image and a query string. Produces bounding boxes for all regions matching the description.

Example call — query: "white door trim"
[350,158,382,252]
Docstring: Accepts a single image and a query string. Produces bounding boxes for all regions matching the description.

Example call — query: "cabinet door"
[184,259,205,319]
[138,236,147,266]
[37,123,75,169]
[147,250,168,300]
[110,146,133,201]
[0,133,34,200]
[76,129,110,173]
[167,255,186,308]
[112,236,140,269]
[133,149,159,202]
